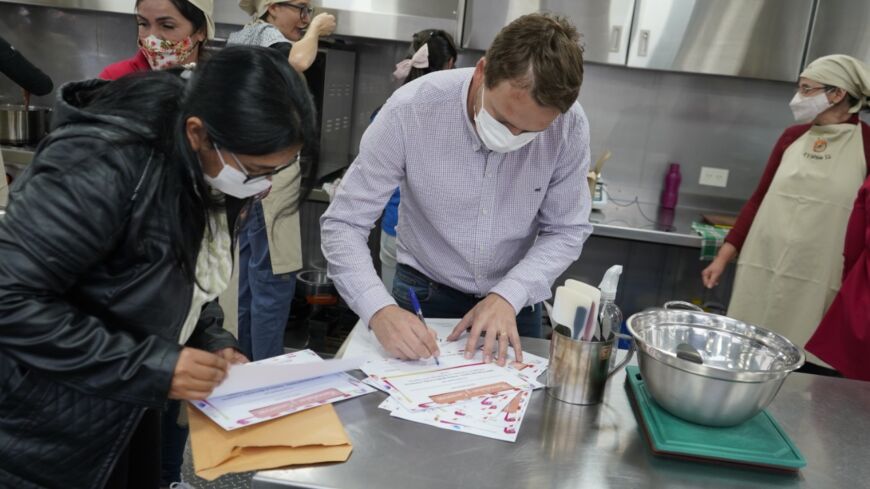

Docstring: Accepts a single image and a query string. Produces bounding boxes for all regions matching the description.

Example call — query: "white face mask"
[789,91,832,123]
[203,146,272,199]
[474,87,541,153]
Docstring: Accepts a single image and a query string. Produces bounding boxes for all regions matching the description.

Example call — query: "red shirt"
[98,50,151,81]
[805,177,870,380]
[725,115,870,250]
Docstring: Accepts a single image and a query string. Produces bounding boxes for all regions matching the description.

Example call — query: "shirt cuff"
[351,284,398,327]
[489,278,530,315]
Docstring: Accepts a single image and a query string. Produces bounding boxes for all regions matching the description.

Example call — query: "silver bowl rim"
[627,308,805,382]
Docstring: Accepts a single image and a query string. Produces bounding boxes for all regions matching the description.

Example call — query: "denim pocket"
[393,267,432,304]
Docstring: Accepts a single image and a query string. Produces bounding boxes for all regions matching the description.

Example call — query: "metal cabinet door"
[627,0,814,82]
[461,0,636,66]
[805,0,870,66]
[545,0,636,65]
[461,0,540,51]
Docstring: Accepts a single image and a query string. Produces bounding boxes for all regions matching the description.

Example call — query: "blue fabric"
[392,264,543,338]
[381,188,401,236]
[238,202,297,361]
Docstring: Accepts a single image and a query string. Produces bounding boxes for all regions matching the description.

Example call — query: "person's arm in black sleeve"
[186,300,240,353]
[0,35,53,95]
[0,138,180,407]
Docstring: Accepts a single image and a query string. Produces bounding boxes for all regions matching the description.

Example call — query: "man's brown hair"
[484,13,584,113]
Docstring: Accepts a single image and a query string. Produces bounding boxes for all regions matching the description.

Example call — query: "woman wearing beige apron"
[703,55,870,373]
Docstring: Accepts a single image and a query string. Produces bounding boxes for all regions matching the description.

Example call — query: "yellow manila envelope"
[188,403,353,481]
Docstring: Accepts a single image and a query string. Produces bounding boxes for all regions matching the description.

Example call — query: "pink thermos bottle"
[660,163,681,209]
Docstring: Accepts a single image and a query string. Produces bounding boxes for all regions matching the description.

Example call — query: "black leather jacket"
[0,80,244,488]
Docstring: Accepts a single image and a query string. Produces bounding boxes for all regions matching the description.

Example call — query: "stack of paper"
[345,319,548,442]
[192,349,374,431]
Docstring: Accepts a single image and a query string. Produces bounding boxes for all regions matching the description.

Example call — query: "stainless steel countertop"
[253,338,870,489]
[590,202,707,248]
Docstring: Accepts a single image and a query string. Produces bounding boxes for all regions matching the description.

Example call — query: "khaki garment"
[262,162,303,274]
[0,150,8,208]
[729,123,867,364]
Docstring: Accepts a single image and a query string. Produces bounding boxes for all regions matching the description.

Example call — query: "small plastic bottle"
[598,265,624,367]
[660,163,682,209]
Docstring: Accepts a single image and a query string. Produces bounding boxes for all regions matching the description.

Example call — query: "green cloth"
[691,222,729,261]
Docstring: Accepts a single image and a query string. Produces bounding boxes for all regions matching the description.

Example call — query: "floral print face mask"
[138,34,198,70]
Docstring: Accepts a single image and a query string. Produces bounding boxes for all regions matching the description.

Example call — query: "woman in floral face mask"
[99,0,214,80]
[702,55,870,378]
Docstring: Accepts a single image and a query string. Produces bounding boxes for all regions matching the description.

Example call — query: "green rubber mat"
[625,366,806,471]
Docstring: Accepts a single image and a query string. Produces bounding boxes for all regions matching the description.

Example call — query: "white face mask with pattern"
[474,87,541,153]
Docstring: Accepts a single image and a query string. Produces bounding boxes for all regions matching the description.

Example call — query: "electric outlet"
[699,166,729,188]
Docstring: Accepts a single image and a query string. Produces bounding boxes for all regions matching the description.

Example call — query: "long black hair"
[83,46,318,279]
[404,30,458,85]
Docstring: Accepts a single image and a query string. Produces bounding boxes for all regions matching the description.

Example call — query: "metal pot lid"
[627,307,805,382]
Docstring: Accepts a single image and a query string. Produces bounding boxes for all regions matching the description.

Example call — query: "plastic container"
[660,163,681,209]
[597,265,624,363]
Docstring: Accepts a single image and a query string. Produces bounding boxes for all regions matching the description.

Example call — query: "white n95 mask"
[789,92,832,123]
[474,88,541,153]
[203,147,272,199]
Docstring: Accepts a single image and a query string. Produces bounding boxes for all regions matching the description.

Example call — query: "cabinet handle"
[638,29,650,57]
[609,25,623,53]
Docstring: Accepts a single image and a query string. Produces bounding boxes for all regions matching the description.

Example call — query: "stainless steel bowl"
[627,302,804,426]
[0,105,51,145]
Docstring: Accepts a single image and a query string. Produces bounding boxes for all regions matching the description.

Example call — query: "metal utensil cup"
[547,327,635,405]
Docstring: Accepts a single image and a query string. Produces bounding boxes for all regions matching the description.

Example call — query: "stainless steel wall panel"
[805,0,870,65]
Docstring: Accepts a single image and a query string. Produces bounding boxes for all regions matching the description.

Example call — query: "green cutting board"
[625,366,806,471]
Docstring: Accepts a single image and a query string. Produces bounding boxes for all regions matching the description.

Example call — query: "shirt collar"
[460,72,486,153]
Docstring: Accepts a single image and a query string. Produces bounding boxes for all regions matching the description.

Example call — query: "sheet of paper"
[193,350,375,430]
[210,349,364,397]
[342,318,460,361]
[382,389,533,442]
[381,361,532,410]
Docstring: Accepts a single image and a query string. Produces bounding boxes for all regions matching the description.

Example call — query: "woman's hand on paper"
[216,347,250,365]
[169,347,230,401]
[370,305,440,360]
[448,294,522,366]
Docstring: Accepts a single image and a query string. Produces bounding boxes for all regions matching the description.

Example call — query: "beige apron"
[729,122,867,362]
[261,162,303,274]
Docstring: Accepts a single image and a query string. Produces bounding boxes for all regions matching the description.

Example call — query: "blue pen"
[408,288,440,365]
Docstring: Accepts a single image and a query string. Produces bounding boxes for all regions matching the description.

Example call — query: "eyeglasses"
[796,84,834,96]
[279,2,315,20]
[215,144,300,184]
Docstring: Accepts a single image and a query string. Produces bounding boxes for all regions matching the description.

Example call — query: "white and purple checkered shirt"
[321,68,592,325]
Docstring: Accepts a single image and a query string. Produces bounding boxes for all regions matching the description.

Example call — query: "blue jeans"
[392,264,543,338]
[238,202,297,360]
[160,401,187,486]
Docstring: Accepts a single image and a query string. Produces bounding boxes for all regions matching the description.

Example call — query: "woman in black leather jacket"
[0,46,318,489]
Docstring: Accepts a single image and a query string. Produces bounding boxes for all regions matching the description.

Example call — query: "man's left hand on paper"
[448,294,523,366]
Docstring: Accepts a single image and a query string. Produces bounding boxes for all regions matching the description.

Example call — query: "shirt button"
[481,209,488,215]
